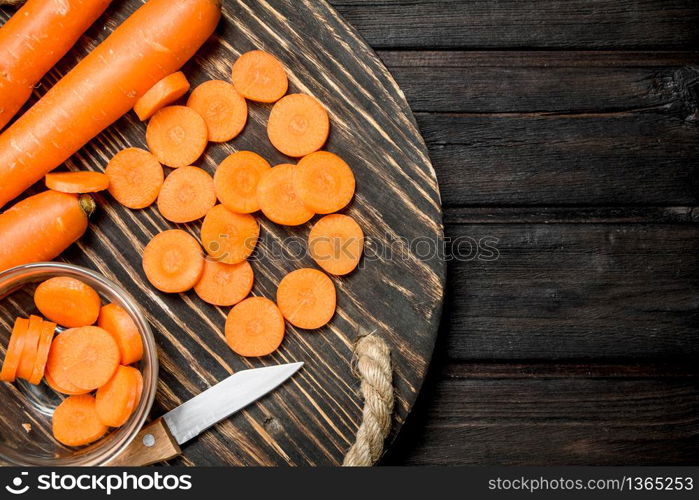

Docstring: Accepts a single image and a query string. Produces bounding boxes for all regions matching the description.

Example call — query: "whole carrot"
[0,0,112,131]
[0,190,95,272]
[0,0,221,208]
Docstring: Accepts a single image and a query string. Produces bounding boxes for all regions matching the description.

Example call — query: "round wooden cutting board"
[0,0,445,465]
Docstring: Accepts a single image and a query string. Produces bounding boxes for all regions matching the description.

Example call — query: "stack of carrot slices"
[101,49,364,359]
[0,276,144,447]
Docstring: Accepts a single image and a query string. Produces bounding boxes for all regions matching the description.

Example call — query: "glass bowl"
[0,262,158,466]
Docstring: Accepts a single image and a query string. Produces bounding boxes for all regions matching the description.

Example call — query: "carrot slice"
[45,172,110,194]
[28,319,56,385]
[106,148,164,209]
[146,105,208,168]
[295,151,356,214]
[52,394,107,447]
[17,315,45,381]
[276,268,336,329]
[142,229,204,293]
[194,259,254,306]
[225,297,285,357]
[257,164,314,226]
[267,94,329,157]
[134,71,191,121]
[34,276,101,328]
[46,326,120,391]
[95,365,143,428]
[200,205,259,265]
[214,151,271,214]
[309,214,364,276]
[0,317,29,382]
[44,369,89,396]
[232,50,288,103]
[157,166,216,223]
[97,304,144,365]
[187,80,248,142]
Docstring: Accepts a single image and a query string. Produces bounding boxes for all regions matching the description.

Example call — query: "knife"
[109,362,303,466]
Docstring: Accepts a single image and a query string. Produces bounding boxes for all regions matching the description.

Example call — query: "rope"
[342,330,394,466]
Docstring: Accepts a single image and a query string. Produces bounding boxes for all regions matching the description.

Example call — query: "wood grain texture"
[330,0,699,49]
[0,0,444,465]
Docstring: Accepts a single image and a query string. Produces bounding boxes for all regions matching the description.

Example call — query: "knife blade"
[109,362,303,466]
[163,362,303,445]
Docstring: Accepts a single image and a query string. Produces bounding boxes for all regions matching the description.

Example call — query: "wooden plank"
[330,0,699,49]
[443,222,699,361]
[384,366,699,465]
[382,51,699,113]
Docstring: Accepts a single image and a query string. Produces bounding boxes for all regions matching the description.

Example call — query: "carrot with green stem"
[0,0,112,131]
[0,190,94,273]
[0,0,221,208]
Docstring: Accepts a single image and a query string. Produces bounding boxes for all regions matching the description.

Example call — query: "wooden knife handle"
[108,418,181,466]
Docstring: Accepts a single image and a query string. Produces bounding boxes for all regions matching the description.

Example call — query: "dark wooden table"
[326,0,699,465]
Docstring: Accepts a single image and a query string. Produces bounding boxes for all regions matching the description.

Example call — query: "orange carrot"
[276,268,336,329]
[0,191,94,273]
[95,365,143,427]
[105,148,164,209]
[45,368,89,396]
[34,277,101,328]
[28,319,57,385]
[97,304,144,365]
[134,71,191,121]
[231,50,288,103]
[52,394,108,447]
[45,171,110,194]
[46,326,120,391]
[194,259,254,306]
[200,205,259,265]
[187,80,248,142]
[146,105,209,168]
[0,0,112,131]
[294,151,356,214]
[0,317,29,382]
[157,166,216,223]
[142,229,204,293]
[0,0,221,208]
[257,164,314,226]
[267,94,329,157]
[309,214,364,276]
[225,297,285,357]
[214,151,271,214]
[16,315,44,381]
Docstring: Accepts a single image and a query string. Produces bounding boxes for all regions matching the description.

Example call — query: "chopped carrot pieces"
[214,151,271,214]
[46,326,120,391]
[232,50,288,103]
[28,319,56,385]
[0,317,29,382]
[225,297,285,357]
[309,214,364,276]
[294,151,355,214]
[45,172,110,194]
[194,259,254,306]
[267,94,329,157]
[200,205,259,265]
[257,164,314,226]
[146,105,208,168]
[134,71,191,121]
[95,365,143,428]
[106,148,164,209]
[276,268,336,329]
[34,277,101,328]
[157,166,216,223]
[52,394,107,447]
[97,304,144,365]
[187,80,247,142]
[142,229,204,293]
